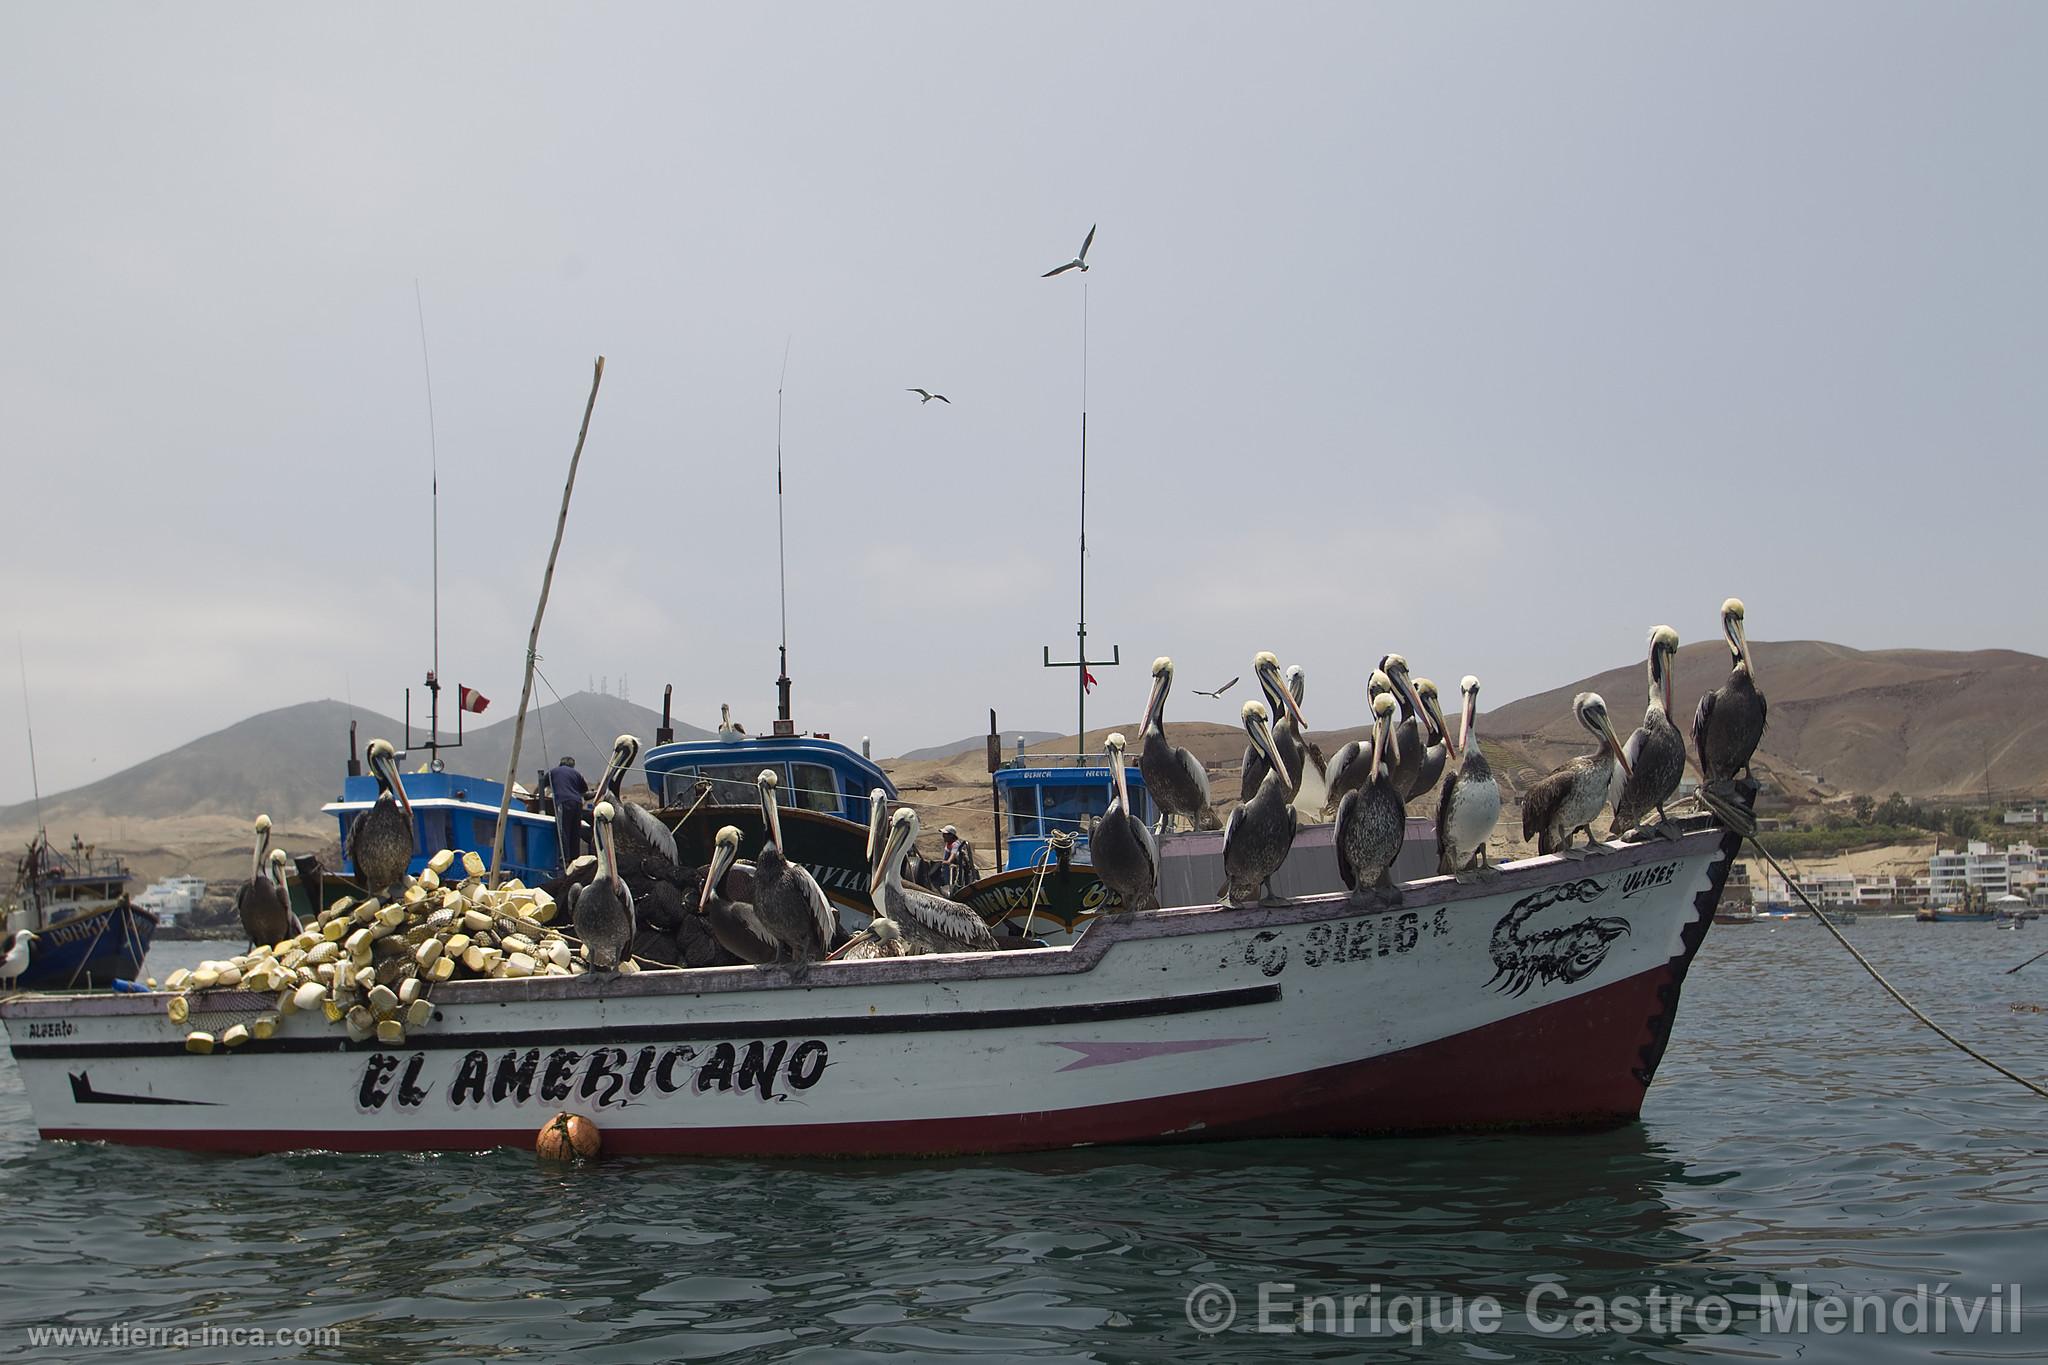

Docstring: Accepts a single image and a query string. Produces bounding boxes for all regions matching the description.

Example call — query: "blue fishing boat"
[4,833,156,989]
[325,768,563,891]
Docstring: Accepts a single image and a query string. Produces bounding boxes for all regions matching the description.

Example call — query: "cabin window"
[1006,787,1042,838]
[1039,784,1107,835]
[790,763,840,814]
[418,811,453,857]
[472,815,497,857]
[698,764,768,806]
[663,768,698,805]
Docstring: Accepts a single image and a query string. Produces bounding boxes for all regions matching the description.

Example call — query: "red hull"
[48,958,1685,1156]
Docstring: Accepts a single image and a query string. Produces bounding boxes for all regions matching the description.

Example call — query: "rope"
[1744,837,2048,1101]
[1019,830,1075,940]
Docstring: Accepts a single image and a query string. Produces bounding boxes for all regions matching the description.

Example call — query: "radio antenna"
[774,335,794,729]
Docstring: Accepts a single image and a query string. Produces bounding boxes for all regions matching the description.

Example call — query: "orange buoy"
[536,1111,601,1162]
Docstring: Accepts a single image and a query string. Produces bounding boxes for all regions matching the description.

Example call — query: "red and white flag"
[458,685,491,714]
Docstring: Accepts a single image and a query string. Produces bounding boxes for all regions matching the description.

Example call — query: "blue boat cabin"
[995,763,1152,873]
[641,735,896,828]
[326,770,561,887]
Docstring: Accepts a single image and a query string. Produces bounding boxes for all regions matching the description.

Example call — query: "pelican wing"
[619,800,679,867]
[898,885,997,950]
[1178,746,1212,808]
[790,863,835,951]
[1520,766,1573,842]
[1612,726,1648,809]
[1333,791,1358,889]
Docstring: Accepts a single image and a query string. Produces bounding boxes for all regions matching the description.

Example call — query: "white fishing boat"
[0,819,1738,1156]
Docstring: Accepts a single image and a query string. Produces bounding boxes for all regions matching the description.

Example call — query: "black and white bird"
[1694,597,1768,786]
[871,807,998,954]
[1092,732,1159,912]
[697,825,785,965]
[1220,701,1298,905]
[1436,675,1501,878]
[237,844,299,950]
[1610,626,1689,839]
[1,930,36,988]
[1520,693,1633,856]
[1139,656,1214,833]
[752,769,835,967]
[1335,692,1405,901]
[1192,676,1239,699]
[347,740,416,893]
[595,734,682,882]
[1041,223,1096,277]
[571,801,636,970]
[906,388,950,405]
[1324,669,1397,812]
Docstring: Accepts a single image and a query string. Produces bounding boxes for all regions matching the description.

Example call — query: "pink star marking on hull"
[1046,1038,1263,1072]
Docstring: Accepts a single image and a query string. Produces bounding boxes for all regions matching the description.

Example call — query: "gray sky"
[4,3,2045,805]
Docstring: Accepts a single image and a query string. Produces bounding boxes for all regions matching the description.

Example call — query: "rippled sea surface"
[4,920,2047,1362]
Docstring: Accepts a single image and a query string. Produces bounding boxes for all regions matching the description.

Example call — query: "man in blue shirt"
[548,756,590,870]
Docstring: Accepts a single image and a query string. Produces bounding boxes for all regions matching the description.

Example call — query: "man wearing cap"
[547,756,591,871]
[937,824,976,896]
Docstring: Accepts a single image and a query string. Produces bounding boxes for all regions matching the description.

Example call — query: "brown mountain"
[1474,641,2048,802]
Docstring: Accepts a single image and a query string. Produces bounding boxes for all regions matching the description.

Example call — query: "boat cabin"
[325,770,561,889]
[642,733,896,827]
[994,761,1152,873]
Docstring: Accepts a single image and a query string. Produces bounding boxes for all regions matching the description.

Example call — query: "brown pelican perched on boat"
[1610,626,1688,840]
[1139,656,1215,833]
[1240,655,1330,820]
[1437,675,1501,878]
[752,769,835,967]
[1323,670,1396,812]
[1694,598,1767,785]
[1335,692,1404,902]
[571,802,635,970]
[595,734,680,881]
[1379,656,1448,804]
[347,740,415,893]
[872,807,999,954]
[1520,693,1633,857]
[236,819,297,948]
[697,825,785,965]
[1093,733,1159,912]
[1220,700,1298,905]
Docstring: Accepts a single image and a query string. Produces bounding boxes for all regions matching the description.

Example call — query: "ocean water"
[2,919,2046,1362]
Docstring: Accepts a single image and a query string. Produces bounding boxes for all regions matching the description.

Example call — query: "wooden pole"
[490,356,605,884]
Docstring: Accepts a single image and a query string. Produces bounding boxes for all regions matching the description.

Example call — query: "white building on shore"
[1928,842,2042,906]
[134,874,208,925]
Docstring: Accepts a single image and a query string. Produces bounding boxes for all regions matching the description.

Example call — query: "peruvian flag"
[458,685,491,714]
[1083,669,1098,694]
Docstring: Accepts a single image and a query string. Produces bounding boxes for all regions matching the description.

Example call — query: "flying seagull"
[907,388,950,405]
[1042,224,1096,278]
[1193,676,1239,699]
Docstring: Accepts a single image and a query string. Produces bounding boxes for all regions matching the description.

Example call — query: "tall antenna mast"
[16,638,44,840]
[774,335,794,732]
[413,280,449,767]
[1043,256,1119,761]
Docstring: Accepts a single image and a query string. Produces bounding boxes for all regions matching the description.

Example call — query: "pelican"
[596,734,681,880]
[697,825,786,965]
[872,807,998,953]
[1521,693,1633,857]
[236,845,297,949]
[718,704,746,739]
[906,388,951,405]
[1694,598,1768,785]
[1241,656,1331,820]
[1436,675,1502,878]
[1138,656,1214,833]
[752,769,835,967]
[1335,692,1405,901]
[571,802,635,970]
[1220,701,1298,905]
[1041,223,1096,277]
[832,914,913,960]
[1323,670,1396,812]
[2,931,36,987]
[863,786,890,910]
[1380,657,1447,803]
[348,739,416,893]
[1610,626,1689,839]
[1092,732,1159,912]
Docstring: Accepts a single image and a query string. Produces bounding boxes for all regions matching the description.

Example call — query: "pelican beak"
[871,819,909,896]
[1278,680,1308,731]
[1731,615,1750,666]
[379,752,413,820]
[1143,673,1167,727]
[1604,721,1633,779]
[701,841,733,913]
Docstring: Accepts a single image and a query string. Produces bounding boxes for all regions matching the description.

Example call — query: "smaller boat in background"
[4,832,156,989]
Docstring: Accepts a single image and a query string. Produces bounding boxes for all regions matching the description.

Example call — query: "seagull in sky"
[1193,676,1240,699]
[907,388,950,405]
[1042,224,1096,278]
